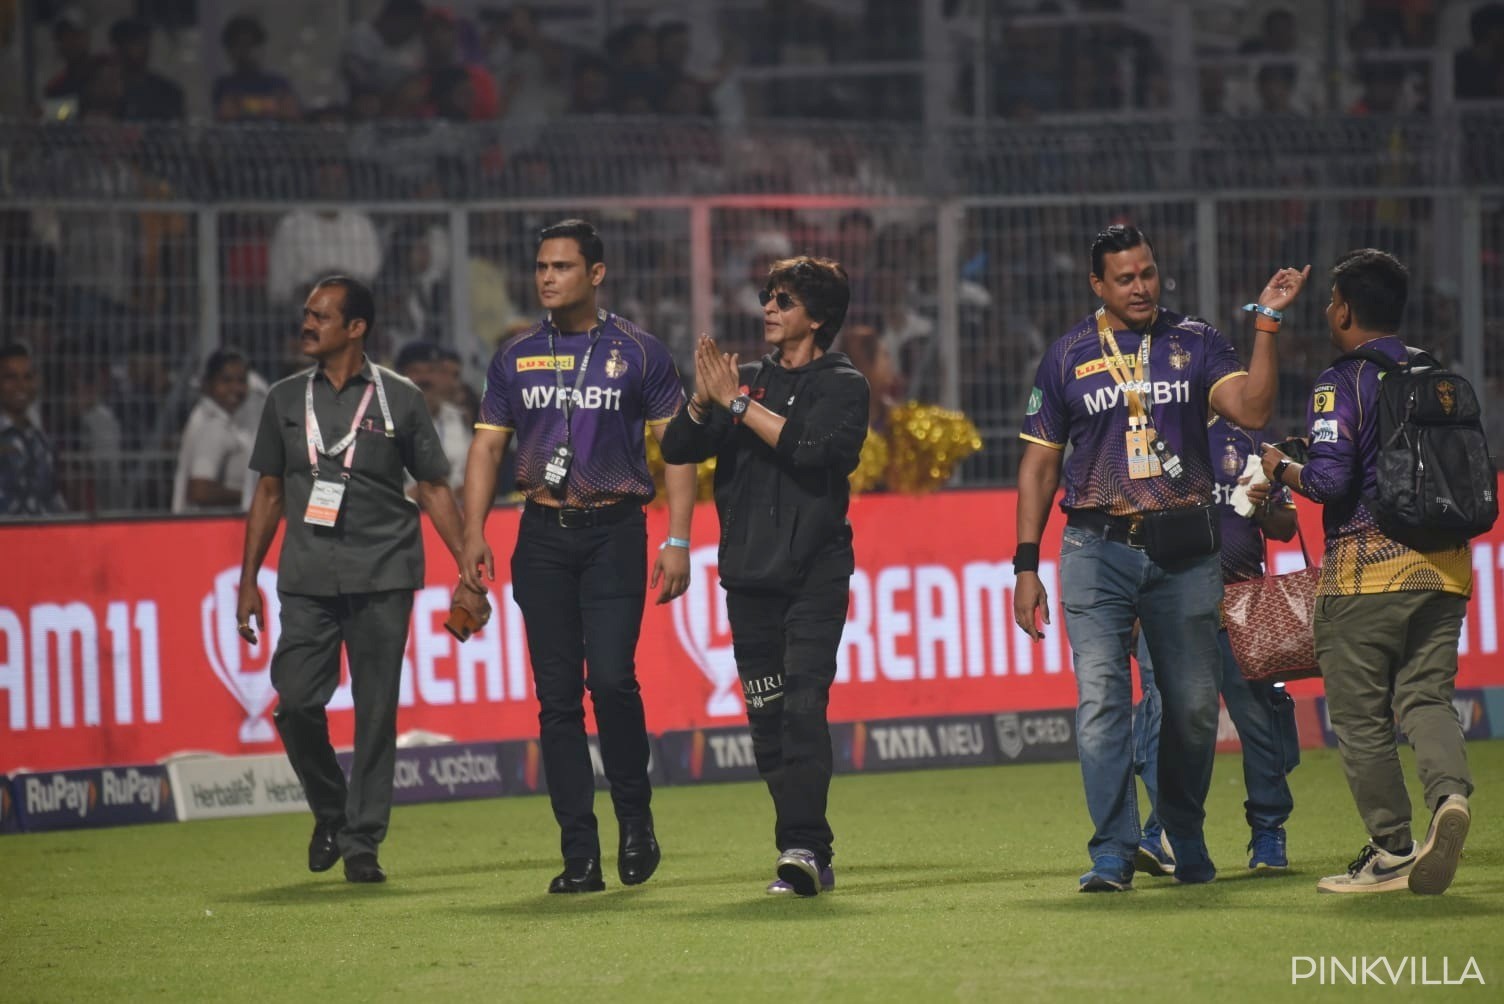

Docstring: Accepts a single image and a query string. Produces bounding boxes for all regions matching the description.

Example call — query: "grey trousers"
[1315,590,1474,851]
[271,590,413,858]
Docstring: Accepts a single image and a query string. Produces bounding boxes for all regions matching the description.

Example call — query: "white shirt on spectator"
[266,210,383,306]
[341,21,423,97]
[172,397,253,514]
[403,400,470,495]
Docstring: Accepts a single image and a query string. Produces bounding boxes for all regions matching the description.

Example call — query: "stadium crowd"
[1,0,1502,516]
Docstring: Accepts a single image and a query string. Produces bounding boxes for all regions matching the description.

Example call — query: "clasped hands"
[689,334,741,414]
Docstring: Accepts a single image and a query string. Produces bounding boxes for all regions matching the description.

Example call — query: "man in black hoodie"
[661,255,869,897]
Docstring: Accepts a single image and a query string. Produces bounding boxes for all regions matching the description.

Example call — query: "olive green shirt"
[249,360,449,596]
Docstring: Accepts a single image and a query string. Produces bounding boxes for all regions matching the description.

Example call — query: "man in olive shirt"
[236,275,482,884]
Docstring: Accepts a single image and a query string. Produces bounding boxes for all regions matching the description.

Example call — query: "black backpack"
[1337,346,1498,550]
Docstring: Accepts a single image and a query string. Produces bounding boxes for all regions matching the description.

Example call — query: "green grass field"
[4,742,1500,1002]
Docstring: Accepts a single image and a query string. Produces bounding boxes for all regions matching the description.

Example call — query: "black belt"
[524,498,641,529]
[1065,509,1147,549]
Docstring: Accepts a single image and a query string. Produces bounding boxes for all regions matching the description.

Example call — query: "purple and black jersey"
[1208,415,1293,584]
[1296,335,1471,597]
[477,310,685,507]
[1021,308,1246,516]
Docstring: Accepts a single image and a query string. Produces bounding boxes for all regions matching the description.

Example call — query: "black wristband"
[1272,458,1291,487]
[1013,542,1040,575]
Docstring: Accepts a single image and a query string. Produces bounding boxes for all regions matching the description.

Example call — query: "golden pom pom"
[849,427,889,494]
[884,402,983,495]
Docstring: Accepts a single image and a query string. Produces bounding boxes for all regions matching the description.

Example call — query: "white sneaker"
[1409,795,1470,895]
[1316,842,1416,894]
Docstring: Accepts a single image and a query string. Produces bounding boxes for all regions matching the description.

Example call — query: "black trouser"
[511,504,651,860]
[271,589,413,859]
[725,545,853,869]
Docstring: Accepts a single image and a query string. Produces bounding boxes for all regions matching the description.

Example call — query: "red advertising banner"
[4,489,1503,772]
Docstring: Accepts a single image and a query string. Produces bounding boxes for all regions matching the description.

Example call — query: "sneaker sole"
[776,860,820,897]
[1409,805,1470,896]
[1134,848,1175,877]
[1317,873,1410,894]
[1249,861,1289,873]
[1079,875,1132,893]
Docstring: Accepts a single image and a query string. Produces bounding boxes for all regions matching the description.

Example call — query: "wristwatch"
[1271,457,1292,486]
[729,394,751,423]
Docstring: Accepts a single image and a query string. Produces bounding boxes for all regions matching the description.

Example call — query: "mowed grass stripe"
[3,742,1500,1002]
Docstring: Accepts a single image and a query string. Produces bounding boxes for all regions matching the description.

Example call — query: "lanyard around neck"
[548,312,604,447]
[1096,307,1155,425]
[305,364,394,479]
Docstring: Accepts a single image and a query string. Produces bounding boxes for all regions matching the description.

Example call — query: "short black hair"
[109,18,150,46]
[381,0,427,20]
[766,256,850,350]
[314,275,376,335]
[1090,224,1154,278]
[204,347,247,381]
[1330,248,1408,333]
[1471,4,1504,41]
[0,342,32,365]
[222,15,267,49]
[395,340,444,372]
[537,219,605,268]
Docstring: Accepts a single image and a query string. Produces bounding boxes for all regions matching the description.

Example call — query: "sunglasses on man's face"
[758,289,800,311]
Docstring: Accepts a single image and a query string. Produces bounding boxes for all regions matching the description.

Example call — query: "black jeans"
[271,589,413,858]
[511,505,651,860]
[725,544,853,869]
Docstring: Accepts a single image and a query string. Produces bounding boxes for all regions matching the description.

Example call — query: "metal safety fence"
[2,117,1503,516]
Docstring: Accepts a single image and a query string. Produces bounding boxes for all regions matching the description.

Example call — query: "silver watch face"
[730,395,749,416]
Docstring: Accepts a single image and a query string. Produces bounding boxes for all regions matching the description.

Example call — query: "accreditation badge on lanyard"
[303,365,396,527]
[1096,308,1183,481]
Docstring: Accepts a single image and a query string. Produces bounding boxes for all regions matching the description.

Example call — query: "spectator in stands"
[607,22,663,113]
[214,15,301,122]
[42,7,108,105]
[266,161,383,309]
[1350,61,1408,114]
[1241,7,1299,55]
[109,18,185,121]
[0,343,66,517]
[342,0,428,99]
[395,341,470,494]
[1255,63,1299,115]
[172,348,254,513]
[568,55,613,115]
[63,353,126,512]
[483,4,569,128]
[421,8,500,120]
[1455,3,1504,100]
[374,218,449,351]
[1199,65,1228,116]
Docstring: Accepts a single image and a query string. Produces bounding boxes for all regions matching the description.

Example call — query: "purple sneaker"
[767,850,834,896]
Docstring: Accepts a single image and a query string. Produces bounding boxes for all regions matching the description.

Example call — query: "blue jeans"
[1059,526,1224,867]
[1138,629,1300,844]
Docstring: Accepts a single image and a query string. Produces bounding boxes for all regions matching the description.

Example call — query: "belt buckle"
[1126,514,1146,548]
[556,507,580,528]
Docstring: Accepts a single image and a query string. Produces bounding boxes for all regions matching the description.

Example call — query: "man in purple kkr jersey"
[460,219,697,894]
[1013,222,1309,893]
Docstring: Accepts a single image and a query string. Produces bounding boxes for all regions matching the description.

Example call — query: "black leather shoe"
[308,819,342,873]
[618,822,661,886]
[548,857,605,894]
[343,852,386,884]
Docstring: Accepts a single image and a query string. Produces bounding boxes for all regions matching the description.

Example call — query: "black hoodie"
[660,350,870,591]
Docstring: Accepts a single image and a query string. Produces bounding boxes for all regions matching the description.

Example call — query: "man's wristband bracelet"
[660,536,691,550]
[1013,543,1040,575]
[1242,303,1284,322]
